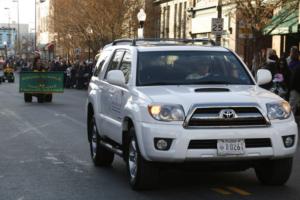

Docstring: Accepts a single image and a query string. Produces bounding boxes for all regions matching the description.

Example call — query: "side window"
[104,50,124,79]
[119,51,132,84]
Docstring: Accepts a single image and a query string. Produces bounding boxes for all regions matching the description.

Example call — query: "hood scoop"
[195,88,230,93]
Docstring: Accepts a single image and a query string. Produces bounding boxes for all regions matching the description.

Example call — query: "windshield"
[137,51,254,86]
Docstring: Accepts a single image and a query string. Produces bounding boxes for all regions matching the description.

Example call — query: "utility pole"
[35,0,37,51]
[12,0,20,56]
[4,8,11,28]
[17,0,20,56]
[216,0,222,46]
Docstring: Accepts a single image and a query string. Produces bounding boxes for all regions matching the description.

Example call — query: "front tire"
[255,158,293,185]
[89,116,114,166]
[126,127,159,190]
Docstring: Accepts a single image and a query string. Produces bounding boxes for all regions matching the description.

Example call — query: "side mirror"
[256,69,272,85]
[107,70,126,87]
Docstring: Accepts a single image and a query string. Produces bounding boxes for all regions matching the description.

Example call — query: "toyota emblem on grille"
[219,109,237,119]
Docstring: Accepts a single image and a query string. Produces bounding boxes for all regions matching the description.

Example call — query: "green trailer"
[19,72,64,103]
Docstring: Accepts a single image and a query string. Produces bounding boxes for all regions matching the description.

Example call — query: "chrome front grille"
[184,104,270,128]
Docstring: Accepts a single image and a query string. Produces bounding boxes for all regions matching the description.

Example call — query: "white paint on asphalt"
[45,152,59,162]
[65,154,92,167]
[4,119,61,142]
[73,168,84,173]
[45,156,59,161]
[54,113,85,127]
[53,161,65,165]
[19,159,34,164]
[1,109,53,143]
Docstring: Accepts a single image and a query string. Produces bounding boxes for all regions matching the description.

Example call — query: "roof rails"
[111,38,216,47]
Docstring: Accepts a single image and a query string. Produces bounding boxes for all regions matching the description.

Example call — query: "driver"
[186,61,210,80]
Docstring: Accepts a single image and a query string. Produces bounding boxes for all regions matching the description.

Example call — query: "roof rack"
[111,38,216,47]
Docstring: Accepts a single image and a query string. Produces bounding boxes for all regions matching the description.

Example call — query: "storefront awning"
[37,43,55,51]
[263,9,299,35]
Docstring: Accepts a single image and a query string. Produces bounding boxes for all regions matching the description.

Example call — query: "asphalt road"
[0,75,299,200]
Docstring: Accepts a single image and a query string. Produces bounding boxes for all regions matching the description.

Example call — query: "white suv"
[86,39,298,190]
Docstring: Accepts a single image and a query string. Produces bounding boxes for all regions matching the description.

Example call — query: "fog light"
[154,138,172,151]
[282,135,295,148]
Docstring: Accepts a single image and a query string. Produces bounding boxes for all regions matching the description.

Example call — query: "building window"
[162,7,166,38]
[178,3,182,38]
[166,6,170,38]
[174,4,177,38]
[0,34,2,44]
[183,2,187,38]
[7,34,11,46]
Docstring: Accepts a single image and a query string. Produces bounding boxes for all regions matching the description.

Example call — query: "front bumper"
[136,120,298,162]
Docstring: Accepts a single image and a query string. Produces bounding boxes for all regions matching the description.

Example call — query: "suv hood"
[135,85,283,112]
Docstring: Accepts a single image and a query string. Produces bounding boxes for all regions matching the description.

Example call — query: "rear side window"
[94,51,110,77]
[104,50,124,79]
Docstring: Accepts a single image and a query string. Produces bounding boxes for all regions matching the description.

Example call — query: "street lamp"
[4,8,11,28]
[12,0,20,56]
[67,34,72,62]
[137,9,146,39]
[86,26,93,62]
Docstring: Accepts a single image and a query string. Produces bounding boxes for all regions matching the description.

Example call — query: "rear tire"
[89,116,114,166]
[45,94,53,102]
[24,94,32,103]
[37,95,44,103]
[255,158,293,185]
[126,127,159,190]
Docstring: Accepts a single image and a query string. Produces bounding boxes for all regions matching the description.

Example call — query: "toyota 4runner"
[86,39,298,190]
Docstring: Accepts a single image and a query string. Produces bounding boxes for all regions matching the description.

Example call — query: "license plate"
[217,139,245,156]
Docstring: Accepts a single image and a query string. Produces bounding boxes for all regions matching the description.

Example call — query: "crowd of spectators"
[260,46,300,115]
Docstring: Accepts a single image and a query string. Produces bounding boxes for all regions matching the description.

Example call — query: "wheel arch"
[122,116,135,160]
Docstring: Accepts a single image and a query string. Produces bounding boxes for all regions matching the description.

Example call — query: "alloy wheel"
[91,119,98,159]
[128,139,138,180]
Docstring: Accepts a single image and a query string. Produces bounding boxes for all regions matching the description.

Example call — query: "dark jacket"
[260,57,279,90]
[290,62,300,93]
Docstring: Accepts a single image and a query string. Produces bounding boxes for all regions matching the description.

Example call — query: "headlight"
[148,104,185,121]
[266,101,291,120]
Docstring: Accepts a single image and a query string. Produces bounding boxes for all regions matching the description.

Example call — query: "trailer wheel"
[24,94,32,103]
[45,94,53,102]
[37,95,44,103]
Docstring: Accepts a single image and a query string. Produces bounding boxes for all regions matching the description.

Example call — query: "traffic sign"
[238,20,253,39]
[211,18,224,35]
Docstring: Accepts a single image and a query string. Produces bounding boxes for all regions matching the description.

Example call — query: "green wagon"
[19,72,64,103]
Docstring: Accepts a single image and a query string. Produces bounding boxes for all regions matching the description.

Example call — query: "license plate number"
[217,139,245,156]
